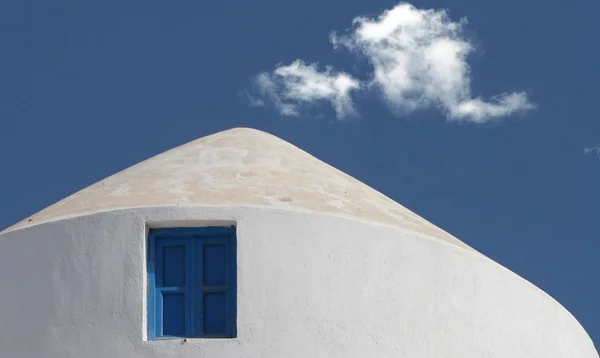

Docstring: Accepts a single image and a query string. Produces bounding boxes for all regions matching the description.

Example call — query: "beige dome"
[2,127,470,250]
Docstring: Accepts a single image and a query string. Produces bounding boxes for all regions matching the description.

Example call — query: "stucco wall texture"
[0,128,596,357]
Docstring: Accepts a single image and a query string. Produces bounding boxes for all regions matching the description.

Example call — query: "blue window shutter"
[148,227,236,339]
[199,241,230,336]
[155,239,191,338]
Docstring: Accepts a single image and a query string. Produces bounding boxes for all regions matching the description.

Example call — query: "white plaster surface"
[0,206,597,358]
[3,127,469,250]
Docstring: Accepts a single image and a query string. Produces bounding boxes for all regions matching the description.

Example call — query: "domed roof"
[2,128,471,250]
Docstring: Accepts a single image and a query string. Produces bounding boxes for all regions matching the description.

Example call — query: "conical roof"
[3,128,471,250]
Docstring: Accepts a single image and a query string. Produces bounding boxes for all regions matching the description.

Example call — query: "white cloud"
[584,145,600,162]
[254,61,361,118]
[449,92,535,122]
[250,2,534,122]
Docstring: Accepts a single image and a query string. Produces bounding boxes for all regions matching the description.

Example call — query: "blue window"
[147,227,236,339]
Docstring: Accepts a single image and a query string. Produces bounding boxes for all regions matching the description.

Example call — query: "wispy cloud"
[249,2,534,122]
[241,90,265,108]
[254,61,361,118]
[584,145,600,162]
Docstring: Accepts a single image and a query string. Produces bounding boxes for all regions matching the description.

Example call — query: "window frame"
[147,226,237,340]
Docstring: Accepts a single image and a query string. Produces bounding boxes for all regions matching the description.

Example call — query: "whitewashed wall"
[0,206,597,358]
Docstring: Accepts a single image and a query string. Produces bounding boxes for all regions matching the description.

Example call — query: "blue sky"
[1,0,599,345]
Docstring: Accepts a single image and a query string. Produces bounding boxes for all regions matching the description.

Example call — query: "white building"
[0,127,596,357]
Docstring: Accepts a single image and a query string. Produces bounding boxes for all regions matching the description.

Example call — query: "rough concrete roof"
[2,128,472,250]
